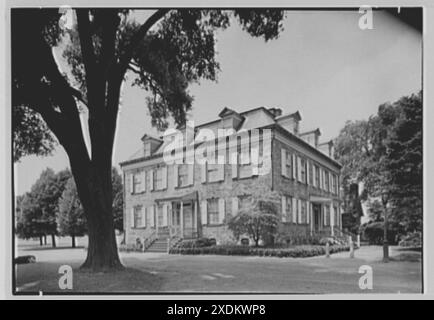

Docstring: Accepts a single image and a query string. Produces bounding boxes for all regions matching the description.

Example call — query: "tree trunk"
[39,236,43,246]
[70,161,123,272]
[51,234,56,248]
[44,235,47,245]
[72,234,76,248]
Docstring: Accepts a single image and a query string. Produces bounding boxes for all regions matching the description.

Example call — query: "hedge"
[169,244,350,258]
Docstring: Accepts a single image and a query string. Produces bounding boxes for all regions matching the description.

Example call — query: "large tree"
[335,91,422,234]
[12,8,285,270]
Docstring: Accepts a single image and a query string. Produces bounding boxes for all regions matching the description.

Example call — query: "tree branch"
[117,9,169,78]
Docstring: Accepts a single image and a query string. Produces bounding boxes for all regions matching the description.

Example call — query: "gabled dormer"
[141,134,163,157]
[276,111,301,135]
[318,140,335,158]
[299,128,321,148]
[218,107,244,131]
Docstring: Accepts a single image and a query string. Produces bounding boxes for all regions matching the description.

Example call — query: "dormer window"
[276,111,301,135]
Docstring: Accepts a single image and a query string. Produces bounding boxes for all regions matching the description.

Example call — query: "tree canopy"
[334,91,422,233]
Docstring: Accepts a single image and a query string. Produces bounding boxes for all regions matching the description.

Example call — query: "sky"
[14,9,422,196]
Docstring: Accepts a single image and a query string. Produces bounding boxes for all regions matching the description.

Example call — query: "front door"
[313,204,321,232]
[183,202,194,238]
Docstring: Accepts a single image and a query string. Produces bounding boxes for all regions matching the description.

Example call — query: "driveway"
[15,245,422,294]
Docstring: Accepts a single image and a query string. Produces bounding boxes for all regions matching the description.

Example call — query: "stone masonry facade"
[120,107,342,246]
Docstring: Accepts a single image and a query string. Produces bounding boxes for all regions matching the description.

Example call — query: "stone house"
[119,106,342,249]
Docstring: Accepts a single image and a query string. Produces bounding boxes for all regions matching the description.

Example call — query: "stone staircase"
[146,228,170,253]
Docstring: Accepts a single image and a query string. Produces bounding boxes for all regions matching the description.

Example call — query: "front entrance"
[170,201,198,239]
[313,204,321,232]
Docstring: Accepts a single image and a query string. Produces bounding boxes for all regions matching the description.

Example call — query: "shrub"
[399,232,422,248]
[175,237,215,249]
[169,244,350,258]
[14,255,36,264]
[362,222,397,245]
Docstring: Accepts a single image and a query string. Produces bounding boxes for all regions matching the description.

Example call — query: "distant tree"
[16,192,46,245]
[57,177,87,247]
[111,167,124,232]
[385,91,422,233]
[12,8,285,270]
[335,91,422,235]
[18,168,72,247]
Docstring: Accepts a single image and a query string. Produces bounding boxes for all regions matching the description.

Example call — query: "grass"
[16,262,162,293]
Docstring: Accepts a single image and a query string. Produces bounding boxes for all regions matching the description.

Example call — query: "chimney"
[268,107,283,118]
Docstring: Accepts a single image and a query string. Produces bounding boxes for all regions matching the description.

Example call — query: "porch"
[155,191,200,240]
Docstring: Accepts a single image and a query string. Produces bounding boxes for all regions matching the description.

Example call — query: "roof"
[299,128,321,136]
[276,111,302,122]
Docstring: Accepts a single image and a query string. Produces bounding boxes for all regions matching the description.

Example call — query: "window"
[133,174,141,194]
[308,162,313,185]
[300,158,307,183]
[324,205,330,226]
[153,167,167,190]
[238,195,252,213]
[178,164,190,187]
[284,196,293,222]
[325,171,330,192]
[315,165,320,187]
[145,208,152,227]
[284,151,292,179]
[157,205,164,227]
[144,143,151,157]
[207,199,219,225]
[301,200,307,224]
[208,164,222,182]
[133,206,143,228]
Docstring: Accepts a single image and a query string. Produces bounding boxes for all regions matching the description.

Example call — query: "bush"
[169,244,350,258]
[175,237,215,249]
[362,221,398,245]
[399,232,422,248]
[14,255,36,264]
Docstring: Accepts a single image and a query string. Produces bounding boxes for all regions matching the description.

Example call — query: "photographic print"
[11,5,423,295]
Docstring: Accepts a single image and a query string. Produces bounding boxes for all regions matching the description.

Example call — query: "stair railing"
[143,230,157,252]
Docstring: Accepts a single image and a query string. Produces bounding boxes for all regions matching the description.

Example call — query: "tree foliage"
[228,200,279,247]
[334,91,422,233]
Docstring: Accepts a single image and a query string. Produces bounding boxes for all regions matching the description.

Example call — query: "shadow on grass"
[15,261,162,294]
[20,246,86,251]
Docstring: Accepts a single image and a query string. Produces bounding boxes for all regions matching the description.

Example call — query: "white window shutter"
[281,149,287,177]
[231,197,239,216]
[313,165,317,187]
[162,167,168,189]
[218,164,225,181]
[218,198,225,223]
[298,199,302,223]
[307,201,310,224]
[281,196,287,222]
[149,206,155,227]
[141,207,146,227]
[297,157,302,182]
[306,161,310,185]
[331,203,335,227]
[292,198,297,223]
[201,200,208,225]
[201,162,207,183]
[162,204,168,226]
[188,164,194,185]
[130,174,135,194]
[292,154,296,180]
[149,170,154,191]
[232,163,238,179]
[130,207,135,228]
[140,171,146,192]
[173,165,179,188]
